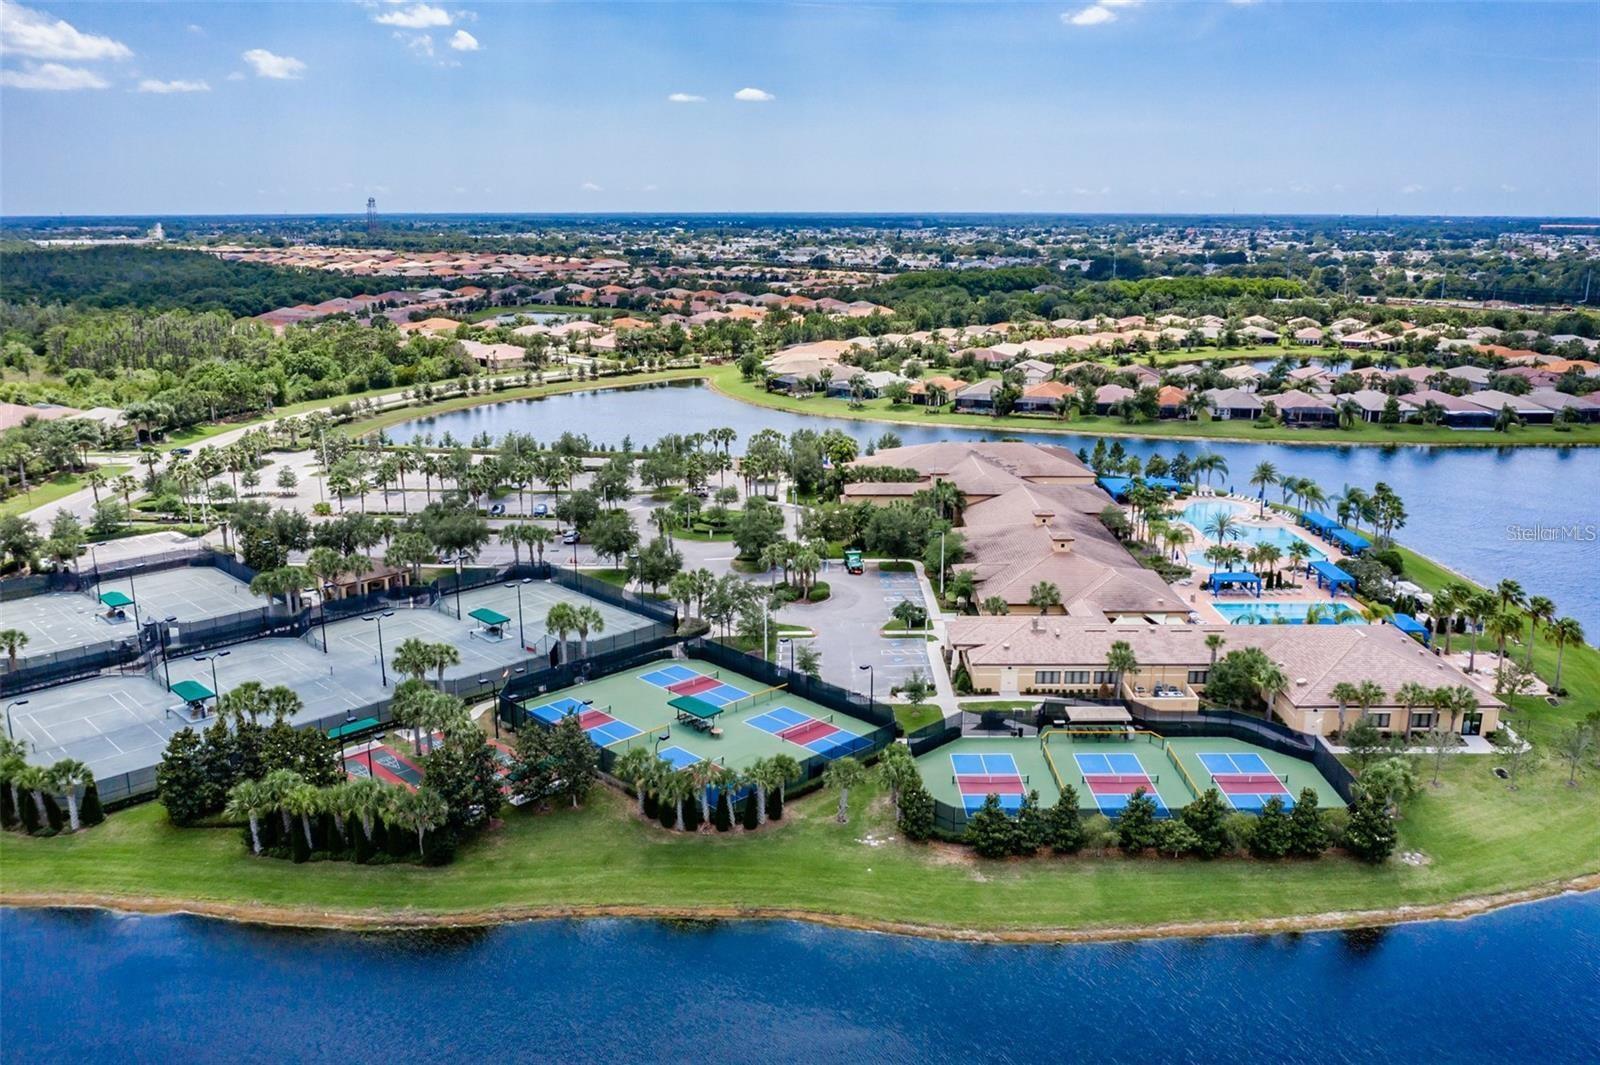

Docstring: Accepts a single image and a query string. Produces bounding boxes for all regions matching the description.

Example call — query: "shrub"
[17,792,42,834]
[0,782,14,828]
[713,790,733,832]
[898,779,935,842]
[657,798,677,830]
[739,794,759,831]
[1153,819,1199,858]
[1180,789,1232,858]
[1115,790,1160,852]
[1080,814,1114,852]
[1247,797,1292,859]
[1287,788,1329,857]
[42,793,64,833]
[1342,791,1397,863]
[1014,790,1045,856]
[964,795,1014,859]
[78,781,105,827]
[1046,785,1084,853]
[877,560,914,573]
[682,796,703,832]
[767,786,784,821]
[311,502,333,517]
[806,581,831,602]
[642,788,659,819]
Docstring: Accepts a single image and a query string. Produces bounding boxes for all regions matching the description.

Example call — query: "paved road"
[775,563,937,698]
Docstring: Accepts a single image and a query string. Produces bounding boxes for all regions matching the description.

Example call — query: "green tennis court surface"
[916,731,1344,816]
[519,660,881,775]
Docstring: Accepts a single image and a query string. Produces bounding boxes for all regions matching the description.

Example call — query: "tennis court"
[1197,751,1299,812]
[320,604,540,681]
[443,581,651,650]
[951,752,1027,813]
[1074,751,1170,817]
[6,673,195,780]
[158,637,392,723]
[516,659,882,777]
[1,565,253,658]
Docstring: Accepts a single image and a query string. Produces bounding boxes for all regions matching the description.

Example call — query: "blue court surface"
[692,682,751,707]
[745,705,866,758]
[525,696,588,725]
[1075,752,1170,817]
[1199,751,1295,812]
[639,664,701,687]
[951,752,1026,813]
[657,745,702,770]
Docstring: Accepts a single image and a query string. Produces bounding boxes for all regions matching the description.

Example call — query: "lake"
[386,381,1600,633]
[3,893,1598,1063]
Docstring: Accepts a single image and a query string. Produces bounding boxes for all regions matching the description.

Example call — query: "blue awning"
[1300,511,1340,533]
[1208,571,1263,597]
[1309,560,1357,595]
[1392,613,1431,644]
[1328,527,1371,553]
[1096,476,1132,500]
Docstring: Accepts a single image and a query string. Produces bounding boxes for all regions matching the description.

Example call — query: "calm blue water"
[386,381,1600,633]
[4,895,1599,1063]
[1212,601,1364,625]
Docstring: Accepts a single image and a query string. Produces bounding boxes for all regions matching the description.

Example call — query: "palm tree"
[1329,680,1359,735]
[526,523,554,566]
[572,604,604,659]
[1352,680,1386,730]
[390,786,448,856]
[15,765,52,827]
[768,753,802,807]
[980,595,1010,616]
[1249,461,1279,516]
[48,759,91,831]
[1027,581,1062,614]
[658,767,696,831]
[1204,632,1226,670]
[612,748,656,816]
[1255,663,1289,716]
[393,638,434,685]
[1204,511,1238,546]
[1546,617,1585,693]
[1495,579,1526,613]
[822,756,866,824]
[225,779,271,854]
[1431,584,1461,654]
[1523,595,1555,668]
[285,782,321,851]
[545,602,577,662]
[1105,640,1139,698]
[346,777,388,848]
[260,768,304,837]
[1395,681,1432,739]
[1462,591,1495,675]
[1484,609,1525,694]
[1162,523,1192,562]
[0,628,30,670]
[428,642,462,687]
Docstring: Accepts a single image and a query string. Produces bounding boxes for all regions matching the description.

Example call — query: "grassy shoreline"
[704,365,1600,448]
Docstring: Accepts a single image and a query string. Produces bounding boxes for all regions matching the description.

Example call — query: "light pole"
[88,541,104,597]
[157,615,177,689]
[938,530,946,601]
[126,567,143,631]
[507,579,530,650]
[779,637,795,673]
[454,554,469,619]
[305,584,332,654]
[193,651,229,716]
[340,709,353,770]
[4,699,28,741]
[859,663,875,712]
[363,610,393,684]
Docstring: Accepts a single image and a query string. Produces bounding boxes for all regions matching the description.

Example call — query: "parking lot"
[775,563,936,699]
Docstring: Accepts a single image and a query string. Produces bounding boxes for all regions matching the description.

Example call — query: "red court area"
[779,719,838,745]
[667,675,721,697]
[578,708,612,729]
[1216,775,1287,794]
[1083,774,1155,794]
[956,773,1025,793]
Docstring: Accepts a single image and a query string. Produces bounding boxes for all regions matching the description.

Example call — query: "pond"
[3,893,1597,1063]
[385,381,1600,633]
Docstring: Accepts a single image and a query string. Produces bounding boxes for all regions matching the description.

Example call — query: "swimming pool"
[1211,601,1365,625]
[1188,525,1326,562]
[1179,500,1248,530]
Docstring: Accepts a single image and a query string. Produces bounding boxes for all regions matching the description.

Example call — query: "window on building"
[1034,670,1061,685]
[1410,711,1436,730]
[1187,669,1208,684]
[1367,713,1392,729]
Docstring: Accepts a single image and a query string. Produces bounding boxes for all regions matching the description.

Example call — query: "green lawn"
[4,735,1595,933]
[894,703,944,733]
[706,365,1599,448]
[0,466,130,518]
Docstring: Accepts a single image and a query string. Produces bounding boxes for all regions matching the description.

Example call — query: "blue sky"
[2,1,1597,217]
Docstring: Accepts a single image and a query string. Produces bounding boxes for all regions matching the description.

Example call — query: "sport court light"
[4,699,29,742]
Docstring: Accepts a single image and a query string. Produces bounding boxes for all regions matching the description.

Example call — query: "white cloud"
[1401,183,1425,195]
[1500,183,1518,193]
[581,181,602,192]
[667,92,705,103]
[1064,6,1114,26]
[398,31,435,58]
[0,60,107,89]
[137,77,210,93]
[733,86,774,102]
[0,1,131,61]
[1063,0,1137,26]
[373,3,452,29]
[449,29,479,51]
[225,70,245,81]
[186,24,205,35]
[242,48,305,79]
[642,184,658,192]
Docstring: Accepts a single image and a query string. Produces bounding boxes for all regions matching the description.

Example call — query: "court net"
[725,684,786,716]
[1212,772,1289,787]
[1082,773,1159,787]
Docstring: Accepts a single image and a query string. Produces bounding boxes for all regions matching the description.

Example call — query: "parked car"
[171,447,192,457]
[561,531,580,545]
[532,503,548,517]
[489,503,506,516]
